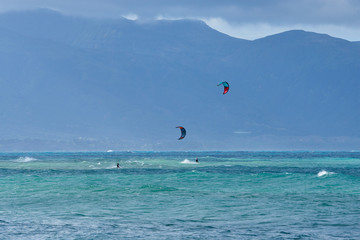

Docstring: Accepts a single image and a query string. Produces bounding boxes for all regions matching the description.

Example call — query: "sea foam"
[15,157,37,162]
[181,159,197,164]
[317,170,335,177]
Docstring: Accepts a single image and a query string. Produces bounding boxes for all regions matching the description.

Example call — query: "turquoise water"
[0,152,359,239]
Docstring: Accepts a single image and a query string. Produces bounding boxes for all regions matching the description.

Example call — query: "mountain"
[0,9,359,151]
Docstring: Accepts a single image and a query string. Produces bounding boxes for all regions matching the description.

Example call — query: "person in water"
[117,163,120,168]
[196,158,198,163]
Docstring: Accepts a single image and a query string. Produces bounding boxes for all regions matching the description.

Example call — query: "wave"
[317,170,335,177]
[181,159,197,164]
[14,157,37,162]
[106,165,120,169]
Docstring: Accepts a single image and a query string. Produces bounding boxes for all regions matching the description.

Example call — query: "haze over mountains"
[0,9,359,151]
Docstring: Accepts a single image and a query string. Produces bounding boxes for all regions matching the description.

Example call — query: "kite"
[176,126,186,140]
[217,81,229,94]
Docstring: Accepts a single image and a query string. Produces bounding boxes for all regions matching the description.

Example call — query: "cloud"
[203,17,360,41]
[0,0,359,40]
[122,13,138,21]
[233,131,251,134]
[202,17,291,40]
[155,15,183,21]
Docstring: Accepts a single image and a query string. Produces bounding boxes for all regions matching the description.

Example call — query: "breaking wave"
[181,159,197,164]
[15,157,37,162]
[317,170,335,177]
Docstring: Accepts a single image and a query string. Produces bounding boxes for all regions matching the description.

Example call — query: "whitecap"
[107,150,113,152]
[181,159,197,164]
[106,165,119,169]
[125,160,144,166]
[317,170,335,177]
[15,157,37,162]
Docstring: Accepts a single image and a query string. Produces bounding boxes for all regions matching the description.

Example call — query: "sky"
[0,0,359,41]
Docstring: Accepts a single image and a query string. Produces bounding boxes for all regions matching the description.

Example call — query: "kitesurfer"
[117,163,120,168]
[196,158,198,163]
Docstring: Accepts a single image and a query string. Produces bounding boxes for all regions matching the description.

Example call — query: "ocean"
[0,151,359,239]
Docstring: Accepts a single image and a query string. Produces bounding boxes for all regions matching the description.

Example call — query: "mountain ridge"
[0,9,359,151]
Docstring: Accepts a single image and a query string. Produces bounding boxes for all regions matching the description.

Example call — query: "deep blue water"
[0,151,359,239]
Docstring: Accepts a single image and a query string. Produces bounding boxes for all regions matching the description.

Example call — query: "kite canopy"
[176,126,186,140]
[217,81,229,94]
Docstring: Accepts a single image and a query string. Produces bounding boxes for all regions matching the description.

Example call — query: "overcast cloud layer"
[1,0,359,40]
